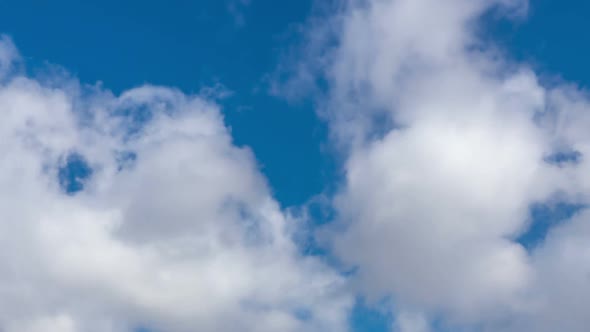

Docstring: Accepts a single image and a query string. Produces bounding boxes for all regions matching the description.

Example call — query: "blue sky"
[1,1,590,332]
[489,0,590,85]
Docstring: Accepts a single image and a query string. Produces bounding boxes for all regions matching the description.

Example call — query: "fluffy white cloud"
[288,0,590,331]
[0,36,351,332]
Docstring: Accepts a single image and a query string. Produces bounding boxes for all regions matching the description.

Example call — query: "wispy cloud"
[227,0,252,27]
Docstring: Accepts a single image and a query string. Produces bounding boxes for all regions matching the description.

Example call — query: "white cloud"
[287,0,590,331]
[0,37,351,331]
[393,312,431,332]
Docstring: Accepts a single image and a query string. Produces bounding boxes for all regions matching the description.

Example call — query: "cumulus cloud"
[0,36,351,332]
[283,0,590,331]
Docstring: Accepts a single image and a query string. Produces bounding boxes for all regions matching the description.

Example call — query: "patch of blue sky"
[350,297,393,332]
[58,152,93,195]
[484,0,590,88]
[518,202,585,250]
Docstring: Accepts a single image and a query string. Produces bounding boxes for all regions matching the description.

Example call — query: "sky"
[1,0,590,332]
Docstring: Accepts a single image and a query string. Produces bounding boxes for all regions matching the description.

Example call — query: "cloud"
[283,0,590,331]
[227,0,252,27]
[393,312,431,332]
[0,35,19,79]
[0,37,351,331]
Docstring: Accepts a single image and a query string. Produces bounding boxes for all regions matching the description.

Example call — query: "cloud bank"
[0,36,350,332]
[284,0,590,331]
